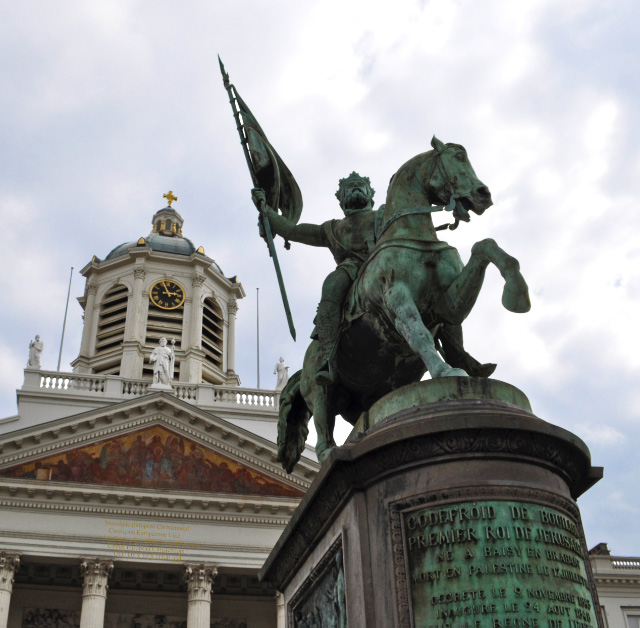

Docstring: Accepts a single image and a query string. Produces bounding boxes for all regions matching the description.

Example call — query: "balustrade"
[30,371,278,409]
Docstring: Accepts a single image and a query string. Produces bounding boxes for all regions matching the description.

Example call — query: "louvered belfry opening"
[142,301,184,379]
[93,284,128,375]
[202,296,224,382]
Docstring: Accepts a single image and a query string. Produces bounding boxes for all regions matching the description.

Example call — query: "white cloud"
[1,0,640,553]
[575,424,625,446]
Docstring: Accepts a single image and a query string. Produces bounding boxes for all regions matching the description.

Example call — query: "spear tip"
[218,55,229,84]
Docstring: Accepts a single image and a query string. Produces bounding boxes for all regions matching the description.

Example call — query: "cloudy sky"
[1,0,639,554]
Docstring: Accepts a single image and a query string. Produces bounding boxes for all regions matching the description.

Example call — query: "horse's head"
[423,136,492,223]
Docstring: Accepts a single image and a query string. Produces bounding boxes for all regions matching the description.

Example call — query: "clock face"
[149,279,186,310]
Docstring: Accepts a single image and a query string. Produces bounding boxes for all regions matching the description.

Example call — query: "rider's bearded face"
[341,180,372,215]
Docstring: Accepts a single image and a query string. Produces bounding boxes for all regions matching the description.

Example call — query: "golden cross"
[163,190,178,207]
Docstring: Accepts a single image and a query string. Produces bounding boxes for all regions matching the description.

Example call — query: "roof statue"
[274,357,289,391]
[27,335,43,368]
[220,61,531,471]
[149,337,175,387]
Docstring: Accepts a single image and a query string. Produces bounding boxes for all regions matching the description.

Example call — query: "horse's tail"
[277,369,312,473]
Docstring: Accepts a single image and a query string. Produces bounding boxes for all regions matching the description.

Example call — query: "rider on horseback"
[252,172,377,385]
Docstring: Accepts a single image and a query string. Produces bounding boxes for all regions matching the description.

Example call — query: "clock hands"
[161,280,179,297]
[150,280,184,309]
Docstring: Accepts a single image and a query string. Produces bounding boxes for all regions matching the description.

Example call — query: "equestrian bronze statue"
[220,62,530,472]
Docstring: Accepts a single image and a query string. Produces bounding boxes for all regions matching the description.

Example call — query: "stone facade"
[589,544,640,628]
[0,203,319,628]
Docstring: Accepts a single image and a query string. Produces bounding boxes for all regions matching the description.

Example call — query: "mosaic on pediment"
[0,426,303,498]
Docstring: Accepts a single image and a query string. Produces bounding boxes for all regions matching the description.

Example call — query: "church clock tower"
[72,192,244,386]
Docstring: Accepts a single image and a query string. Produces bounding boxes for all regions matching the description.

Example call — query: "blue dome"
[104,205,224,275]
[105,234,223,274]
[106,234,196,259]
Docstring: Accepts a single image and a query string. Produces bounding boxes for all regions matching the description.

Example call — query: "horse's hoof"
[445,367,468,377]
[433,366,468,378]
[317,444,337,465]
[502,276,531,313]
[475,362,497,378]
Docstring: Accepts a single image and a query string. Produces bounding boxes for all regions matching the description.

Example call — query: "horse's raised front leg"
[383,281,467,378]
[472,239,530,313]
[439,238,530,324]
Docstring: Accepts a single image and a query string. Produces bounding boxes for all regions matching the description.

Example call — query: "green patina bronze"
[219,62,530,470]
[404,500,598,628]
[270,139,531,470]
[352,377,533,436]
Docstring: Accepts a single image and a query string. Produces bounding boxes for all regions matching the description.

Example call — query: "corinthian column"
[76,282,99,370]
[0,553,20,628]
[127,267,146,341]
[184,564,218,628]
[79,558,113,628]
[227,297,238,375]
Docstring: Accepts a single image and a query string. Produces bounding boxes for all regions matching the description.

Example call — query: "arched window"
[93,284,128,375]
[202,297,224,382]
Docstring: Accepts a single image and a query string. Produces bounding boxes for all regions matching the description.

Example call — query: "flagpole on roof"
[57,267,74,371]
[256,287,260,389]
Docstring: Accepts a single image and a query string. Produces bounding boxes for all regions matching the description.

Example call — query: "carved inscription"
[403,501,597,628]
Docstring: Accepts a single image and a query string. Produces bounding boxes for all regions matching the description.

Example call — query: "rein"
[376,146,465,240]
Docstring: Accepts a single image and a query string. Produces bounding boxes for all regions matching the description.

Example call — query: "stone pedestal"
[260,378,604,628]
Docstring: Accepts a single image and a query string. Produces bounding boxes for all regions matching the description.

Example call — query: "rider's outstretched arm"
[252,188,327,247]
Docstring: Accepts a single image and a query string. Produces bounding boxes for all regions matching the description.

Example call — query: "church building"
[0,194,318,628]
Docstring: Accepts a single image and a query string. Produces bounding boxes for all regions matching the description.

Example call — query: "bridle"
[375,146,468,240]
[424,144,472,231]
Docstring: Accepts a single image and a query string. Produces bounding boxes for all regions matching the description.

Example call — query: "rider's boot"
[315,298,341,385]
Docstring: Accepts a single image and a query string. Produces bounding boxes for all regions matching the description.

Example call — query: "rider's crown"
[336,172,375,207]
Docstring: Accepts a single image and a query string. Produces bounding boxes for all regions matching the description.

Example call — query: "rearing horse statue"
[277,137,530,471]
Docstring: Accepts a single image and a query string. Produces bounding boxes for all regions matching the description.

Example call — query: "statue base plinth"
[148,382,174,392]
[260,378,604,628]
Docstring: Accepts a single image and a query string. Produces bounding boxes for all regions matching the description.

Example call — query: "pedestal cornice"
[260,380,602,591]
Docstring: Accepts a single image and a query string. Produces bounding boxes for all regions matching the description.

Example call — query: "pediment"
[0,424,303,497]
[0,392,315,498]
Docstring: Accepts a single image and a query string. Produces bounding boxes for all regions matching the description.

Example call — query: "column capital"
[0,553,20,594]
[184,564,217,602]
[192,274,206,288]
[134,268,146,280]
[80,558,113,597]
[87,282,99,295]
[227,296,238,316]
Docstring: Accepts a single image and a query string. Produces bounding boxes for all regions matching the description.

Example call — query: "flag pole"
[57,267,74,371]
[218,56,296,341]
[256,287,260,389]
